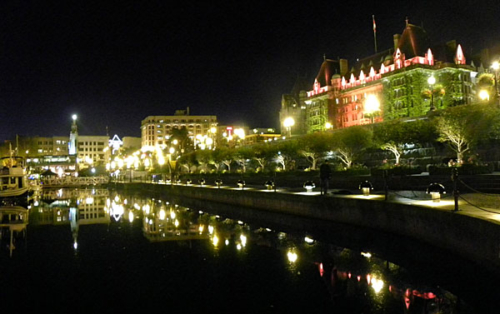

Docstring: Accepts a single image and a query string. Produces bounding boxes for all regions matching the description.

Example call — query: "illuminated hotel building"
[141,108,218,149]
[294,22,477,133]
[76,135,110,167]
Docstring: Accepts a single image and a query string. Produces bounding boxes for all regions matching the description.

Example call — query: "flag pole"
[372,15,378,53]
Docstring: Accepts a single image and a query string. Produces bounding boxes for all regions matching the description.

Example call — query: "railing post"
[452,167,459,212]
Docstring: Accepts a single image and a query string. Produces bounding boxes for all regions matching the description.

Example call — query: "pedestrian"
[319,160,331,195]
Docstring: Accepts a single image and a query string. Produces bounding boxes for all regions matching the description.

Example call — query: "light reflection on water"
[1,188,496,313]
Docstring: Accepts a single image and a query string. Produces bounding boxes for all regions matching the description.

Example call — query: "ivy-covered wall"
[382,66,474,121]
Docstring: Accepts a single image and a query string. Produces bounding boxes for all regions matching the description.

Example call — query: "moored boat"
[0,156,29,199]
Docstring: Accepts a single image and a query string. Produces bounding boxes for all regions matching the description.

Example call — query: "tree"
[212,147,234,172]
[170,126,193,154]
[329,126,373,169]
[274,140,299,171]
[297,132,331,170]
[434,103,500,164]
[252,143,279,172]
[476,73,496,104]
[195,150,213,173]
[178,152,197,173]
[373,119,437,165]
[233,146,254,173]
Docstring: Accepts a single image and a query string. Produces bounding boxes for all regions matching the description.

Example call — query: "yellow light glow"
[287,250,298,263]
[371,278,384,293]
[364,94,380,114]
[361,252,372,258]
[427,75,436,85]
[240,234,247,247]
[234,128,245,139]
[304,236,314,244]
[283,117,295,128]
[169,147,175,154]
[325,122,332,129]
[212,234,219,247]
[128,211,134,223]
[159,208,166,220]
[479,89,490,101]
[492,61,500,71]
[210,127,217,134]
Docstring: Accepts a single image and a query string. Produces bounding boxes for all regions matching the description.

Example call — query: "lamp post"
[364,94,380,123]
[283,117,295,138]
[491,61,500,105]
[428,76,436,111]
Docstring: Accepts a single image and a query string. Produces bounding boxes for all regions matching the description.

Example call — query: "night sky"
[1,1,499,140]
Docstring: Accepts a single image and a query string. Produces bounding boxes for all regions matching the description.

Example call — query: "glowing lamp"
[198,178,206,186]
[186,179,192,185]
[426,183,446,202]
[237,179,245,189]
[264,180,275,190]
[175,178,182,184]
[215,179,223,188]
[479,89,490,101]
[303,181,315,192]
[359,180,373,196]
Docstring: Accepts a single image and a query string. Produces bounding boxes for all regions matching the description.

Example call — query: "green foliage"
[297,132,331,169]
[434,103,500,163]
[329,125,373,168]
[170,126,194,153]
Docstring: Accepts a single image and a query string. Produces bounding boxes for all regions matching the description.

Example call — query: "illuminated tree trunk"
[300,151,318,170]
[381,143,402,165]
[336,149,353,169]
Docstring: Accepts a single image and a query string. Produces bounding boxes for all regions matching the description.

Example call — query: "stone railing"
[42,176,109,187]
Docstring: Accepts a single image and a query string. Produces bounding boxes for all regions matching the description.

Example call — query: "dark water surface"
[1,188,498,313]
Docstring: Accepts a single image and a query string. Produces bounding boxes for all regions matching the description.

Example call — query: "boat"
[0,155,29,200]
[0,206,28,257]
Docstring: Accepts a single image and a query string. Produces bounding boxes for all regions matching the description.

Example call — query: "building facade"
[76,135,110,167]
[298,22,478,134]
[141,108,218,150]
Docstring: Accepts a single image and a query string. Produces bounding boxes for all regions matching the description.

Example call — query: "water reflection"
[21,188,491,313]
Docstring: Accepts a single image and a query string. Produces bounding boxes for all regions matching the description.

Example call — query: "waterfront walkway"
[131,172,500,227]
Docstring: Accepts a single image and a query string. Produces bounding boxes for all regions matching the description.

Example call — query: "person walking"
[319,160,331,195]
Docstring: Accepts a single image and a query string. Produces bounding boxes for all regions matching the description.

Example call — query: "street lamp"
[283,117,295,137]
[427,76,436,111]
[364,94,380,123]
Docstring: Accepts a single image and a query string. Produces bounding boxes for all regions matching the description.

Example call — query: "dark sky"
[1,0,499,140]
